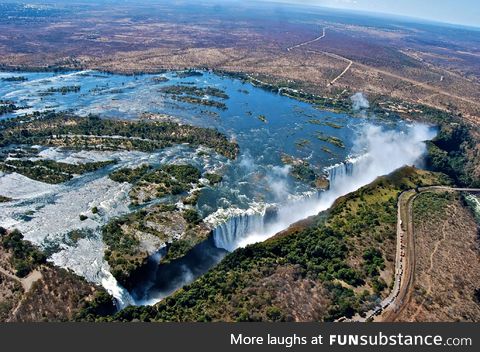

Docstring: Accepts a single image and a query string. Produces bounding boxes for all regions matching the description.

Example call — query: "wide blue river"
[0,70,433,306]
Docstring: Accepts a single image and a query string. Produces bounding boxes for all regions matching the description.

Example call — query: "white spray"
[351,92,370,111]
[214,122,436,250]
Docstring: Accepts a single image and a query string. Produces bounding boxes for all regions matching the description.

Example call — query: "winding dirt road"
[0,267,42,292]
[286,27,354,87]
[379,186,480,322]
[286,28,480,108]
[287,27,326,52]
[336,186,480,322]
[0,267,43,322]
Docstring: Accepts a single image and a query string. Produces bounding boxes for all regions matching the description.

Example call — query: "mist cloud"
[225,122,436,249]
[351,92,370,111]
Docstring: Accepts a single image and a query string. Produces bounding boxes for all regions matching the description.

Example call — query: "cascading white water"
[100,268,136,309]
[325,154,368,187]
[212,123,437,252]
[327,162,355,182]
[213,211,267,252]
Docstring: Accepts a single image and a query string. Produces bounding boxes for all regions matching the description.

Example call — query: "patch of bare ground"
[395,192,480,322]
[0,273,23,321]
[64,46,479,124]
[8,266,102,322]
[52,13,478,122]
[233,265,331,322]
[0,231,108,322]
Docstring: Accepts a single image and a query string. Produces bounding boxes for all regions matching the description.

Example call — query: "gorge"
[0,69,436,309]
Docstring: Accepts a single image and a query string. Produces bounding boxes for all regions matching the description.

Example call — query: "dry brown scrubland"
[0,2,479,124]
[395,191,480,322]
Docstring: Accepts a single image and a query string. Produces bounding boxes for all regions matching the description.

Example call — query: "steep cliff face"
[0,229,115,322]
[105,167,448,322]
[427,123,480,187]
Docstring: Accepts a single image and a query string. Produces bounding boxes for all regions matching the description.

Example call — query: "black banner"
[0,323,477,352]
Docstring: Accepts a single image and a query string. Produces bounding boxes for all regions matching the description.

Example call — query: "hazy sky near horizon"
[263,0,479,27]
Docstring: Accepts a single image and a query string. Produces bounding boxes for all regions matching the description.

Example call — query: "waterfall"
[100,268,136,309]
[211,155,373,253]
[211,123,437,253]
[327,161,356,184]
[213,207,277,252]
[124,123,437,307]
[326,154,368,190]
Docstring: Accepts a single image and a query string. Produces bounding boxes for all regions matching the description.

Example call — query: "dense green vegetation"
[159,84,228,110]
[426,123,480,187]
[109,165,153,183]
[413,191,454,223]
[102,202,209,287]
[182,208,201,225]
[315,132,345,148]
[0,159,115,184]
[161,164,201,185]
[0,112,238,159]
[128,164,202,204]
[109,163,203,205]
[162,239,194,264]
[0,195,12,203]
[42,85,80,95]
[1,76,28,82]
[175,70,203,78]
[74,291,117,321]
[86,167,448,322]
[102,216,144,287]
[171,95,227,110]
[0,228,47,277]
[159,85,229,99]
[0,103,18,116]
[291,163,317,184]
[362,248,386,293]
[204,172,222,185]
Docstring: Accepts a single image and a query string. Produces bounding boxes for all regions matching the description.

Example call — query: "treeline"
[0,103,18,116]
[109,165,153,183]
[171,96,227,110]
[0,159,115,184]
[102,201,207,288]
[1,76,28,82]
[114,164,202,205]
[159,85,229,99]
[0,228,47,277]
[102,216,144,288]
[427,123,480,187]
[42,85,81,95]
[0,112,239,159]
[82,167,446,322]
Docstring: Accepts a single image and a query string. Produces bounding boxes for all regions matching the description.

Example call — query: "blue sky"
[263,0,480,27]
